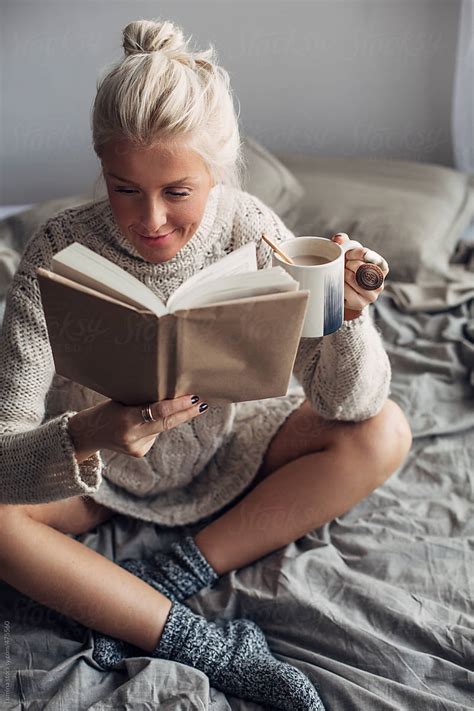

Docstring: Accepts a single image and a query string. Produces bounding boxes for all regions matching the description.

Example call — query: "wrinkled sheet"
[0,286,473,710]
[382,239,474,311]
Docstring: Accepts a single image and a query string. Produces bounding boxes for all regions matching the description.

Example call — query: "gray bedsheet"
[1,285,473,710]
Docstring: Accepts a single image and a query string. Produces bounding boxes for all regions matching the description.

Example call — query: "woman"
[0,18,412,710]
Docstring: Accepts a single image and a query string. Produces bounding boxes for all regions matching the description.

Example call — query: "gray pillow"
[278,154,474,283]
[0,194,91,256]
[241,135,305,230]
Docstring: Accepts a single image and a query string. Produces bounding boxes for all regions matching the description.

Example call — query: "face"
[100,137,214,263]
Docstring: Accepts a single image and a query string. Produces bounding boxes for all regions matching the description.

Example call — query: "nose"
[139,197,168,234]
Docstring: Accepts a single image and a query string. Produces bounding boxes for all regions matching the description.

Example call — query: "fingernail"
[364,249,378,262]
[364,250,385,266]
[191,395,200,404]
[199,403,208,413]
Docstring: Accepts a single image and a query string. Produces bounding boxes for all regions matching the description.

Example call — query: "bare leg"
[195,399,412,575]
[0,501,171,653]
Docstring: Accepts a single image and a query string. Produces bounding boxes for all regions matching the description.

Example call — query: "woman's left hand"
[331,232,389,321]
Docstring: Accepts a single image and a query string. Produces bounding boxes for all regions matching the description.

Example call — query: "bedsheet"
[0,286,473,710]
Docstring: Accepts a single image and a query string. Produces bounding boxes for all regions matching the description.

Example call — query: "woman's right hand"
[67,394,208,463]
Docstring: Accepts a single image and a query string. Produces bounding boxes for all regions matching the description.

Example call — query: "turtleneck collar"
[98,183,222,276]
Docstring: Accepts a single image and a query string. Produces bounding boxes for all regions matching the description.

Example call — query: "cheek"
[108,191,131,224]
[173,200,207,229]
[179,205,201,226]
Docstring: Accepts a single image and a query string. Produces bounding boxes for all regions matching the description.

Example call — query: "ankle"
[141,595,173,653]
[194,528,235,577]
[193,531,228,576]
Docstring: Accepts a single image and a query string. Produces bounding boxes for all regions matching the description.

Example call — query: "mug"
[272,236,379,337]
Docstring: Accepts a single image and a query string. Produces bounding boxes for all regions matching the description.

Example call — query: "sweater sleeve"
[232,190,392,421]
[0,264,104,504]
[292,307,392,421]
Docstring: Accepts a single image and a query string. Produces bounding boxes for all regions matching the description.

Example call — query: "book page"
[170,267,299,311]
[168,242,258,311]
[52,243,167,317]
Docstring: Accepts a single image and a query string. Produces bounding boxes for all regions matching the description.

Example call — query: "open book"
[37,241,309,406]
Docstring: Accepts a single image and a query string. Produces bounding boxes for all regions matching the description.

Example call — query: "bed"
[0,137,473,710]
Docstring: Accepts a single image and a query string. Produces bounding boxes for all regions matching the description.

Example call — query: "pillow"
[277,154,474,283]
[0,194,91,256]
[241,135,305,230]
[0,247,21,298]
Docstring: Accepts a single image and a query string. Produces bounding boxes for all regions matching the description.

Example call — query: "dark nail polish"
[191,395,200,404]
[199,403,208,413]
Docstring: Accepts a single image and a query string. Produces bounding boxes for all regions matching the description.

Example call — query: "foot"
[92,601,325,711]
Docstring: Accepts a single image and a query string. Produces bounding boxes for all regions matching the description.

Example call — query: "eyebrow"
[107,172,198,186]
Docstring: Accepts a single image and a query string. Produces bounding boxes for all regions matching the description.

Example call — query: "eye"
[113,189,190,197]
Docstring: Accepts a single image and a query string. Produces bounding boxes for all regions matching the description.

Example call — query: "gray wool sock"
[92,601,325,711]
[119,535,219,603]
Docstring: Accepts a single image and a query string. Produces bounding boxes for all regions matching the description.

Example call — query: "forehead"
[101,138,208,182]
[103,138,194,164]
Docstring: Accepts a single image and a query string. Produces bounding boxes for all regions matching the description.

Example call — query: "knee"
[346,399,412,484]
[0,498,114,538]
[0,502,27,527]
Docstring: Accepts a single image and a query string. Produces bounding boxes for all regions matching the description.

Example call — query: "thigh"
[11,496,116,536]
[194,400,354,527]
[255,399,357,483]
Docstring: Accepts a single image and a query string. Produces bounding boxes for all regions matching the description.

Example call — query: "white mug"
[272,236,364,337]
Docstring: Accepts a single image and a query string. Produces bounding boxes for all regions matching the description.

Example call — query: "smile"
[136,229,176,244]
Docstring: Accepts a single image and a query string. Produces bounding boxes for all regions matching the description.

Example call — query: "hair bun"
[123,19,188,60]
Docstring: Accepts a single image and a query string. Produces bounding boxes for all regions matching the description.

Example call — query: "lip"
[136,229,176,244]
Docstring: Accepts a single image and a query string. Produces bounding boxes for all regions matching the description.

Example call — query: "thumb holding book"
[67,394,209,464]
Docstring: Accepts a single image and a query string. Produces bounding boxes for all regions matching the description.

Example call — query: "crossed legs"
[0,398,412,652]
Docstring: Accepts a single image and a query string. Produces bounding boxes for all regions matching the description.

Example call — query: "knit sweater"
[0,184,392,525]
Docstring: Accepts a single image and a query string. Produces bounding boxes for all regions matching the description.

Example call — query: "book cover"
[37,261,309,406]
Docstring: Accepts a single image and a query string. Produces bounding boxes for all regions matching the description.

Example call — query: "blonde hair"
[91,19,244,192]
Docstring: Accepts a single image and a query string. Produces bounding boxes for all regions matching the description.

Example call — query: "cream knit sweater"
[0,184,392,525]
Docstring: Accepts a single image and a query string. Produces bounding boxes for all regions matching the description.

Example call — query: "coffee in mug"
[272,236,362,337]
[290,254,333,266]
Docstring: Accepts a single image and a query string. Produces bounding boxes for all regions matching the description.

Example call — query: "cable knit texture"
[92,601,325,710]
[0,183,391,522]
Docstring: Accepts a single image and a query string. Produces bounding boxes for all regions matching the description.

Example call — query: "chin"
[138,237,189,262]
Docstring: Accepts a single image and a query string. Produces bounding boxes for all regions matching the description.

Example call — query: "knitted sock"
[92,601,325,711]
[118,534,219,603]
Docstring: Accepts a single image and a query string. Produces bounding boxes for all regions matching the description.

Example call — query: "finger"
[344,280,373,311]
[343,282,368,311]
[157,399,209,433]
[138,394,205,429]
[331,232,350,243]
[345,247,389,275]
[344,249,368,268]
[362,249,389,274]
[332,235,389,274]
[345,258,387,281]
[332,234,364,251]
[159,393,201,418]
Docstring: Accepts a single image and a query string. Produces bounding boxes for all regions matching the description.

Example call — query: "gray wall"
[0,0,461,204]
